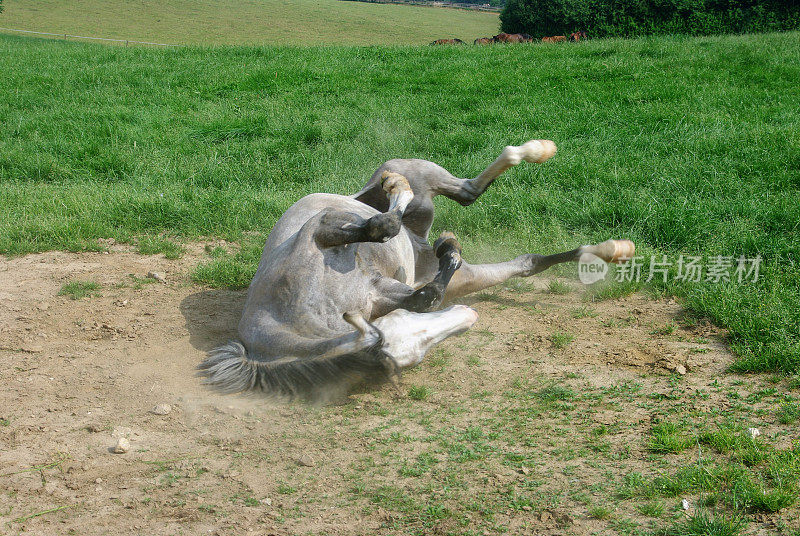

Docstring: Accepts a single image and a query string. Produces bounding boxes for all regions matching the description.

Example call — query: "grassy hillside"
[1,32,799,376]
[0,0,499,45]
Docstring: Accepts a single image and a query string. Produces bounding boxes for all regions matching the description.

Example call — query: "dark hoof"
[366,212,402,242]
[433,231,462,258]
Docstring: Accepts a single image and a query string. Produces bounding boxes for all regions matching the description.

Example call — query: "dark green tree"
[500,0,800,38]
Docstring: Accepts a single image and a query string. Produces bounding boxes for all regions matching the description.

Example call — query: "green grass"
[136,235,184,259]
[0,0,498,45]
[1,31,799,373]
[337,373,797,535]
[550,331,574,350]
[588,505,614,520]
[636,500,664,518]
[547,279,571,295]
[57,280,101,300]
[408,385,431,401]
[628,423,800,519]
[656,511,745,536]
[648,422,695,454]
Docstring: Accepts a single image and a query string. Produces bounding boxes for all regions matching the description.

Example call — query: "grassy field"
[1,30,800,535]
[2,32,798,379]
[0,0,499,45]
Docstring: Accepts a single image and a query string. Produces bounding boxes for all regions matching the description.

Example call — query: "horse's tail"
[196,340,396,402]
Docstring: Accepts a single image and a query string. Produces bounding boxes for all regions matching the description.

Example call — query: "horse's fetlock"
[502,146,522,166]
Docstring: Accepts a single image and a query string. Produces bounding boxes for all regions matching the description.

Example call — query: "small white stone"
[675,364,687,375]
[150,404,171,415]
[260,497,272,506]
[682,499,690,510]
[147,271,167,284]
[747,427,761,439]
[112,437,130,454]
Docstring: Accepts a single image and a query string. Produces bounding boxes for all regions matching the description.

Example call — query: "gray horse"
[198,140,634,400]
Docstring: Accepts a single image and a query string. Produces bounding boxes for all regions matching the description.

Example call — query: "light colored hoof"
[520,139,557,164]
[534,140,557,163]
[591,239,635,263]
[380,171,411,194]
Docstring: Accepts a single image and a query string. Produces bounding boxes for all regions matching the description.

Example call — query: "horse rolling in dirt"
[198,140,635,401]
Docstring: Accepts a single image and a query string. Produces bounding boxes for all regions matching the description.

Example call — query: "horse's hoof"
[434,231,462,258]
[380,171,411,193]
[521,140,557,163]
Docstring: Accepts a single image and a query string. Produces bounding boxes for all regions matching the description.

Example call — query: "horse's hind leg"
[437,139,557,205]
[438,239,636,301]
[354,140,557,240]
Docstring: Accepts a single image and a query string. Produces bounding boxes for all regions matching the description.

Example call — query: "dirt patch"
[0,247,794,535]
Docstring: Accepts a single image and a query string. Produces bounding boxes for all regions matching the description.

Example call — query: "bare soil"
[0,246,795,535]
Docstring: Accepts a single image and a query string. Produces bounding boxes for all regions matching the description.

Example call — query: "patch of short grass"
[655,510,745,536]
[136,236,184,259]
[588,505,614,520]
[192,237,264,290]
[57,280,101,300]
[636,500,665,518]
[650,321,677,336]
[550,331,574,350]
[629,424,800,522]
[547,280,571,295]
[533,384,575,403]
[777,401,800,425]
[648,421,695,454]
[408,385,431,401]
[584,281,643,303]
[571,306,598,319]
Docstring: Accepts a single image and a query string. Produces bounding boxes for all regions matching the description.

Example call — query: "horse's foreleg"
[442,239,635,301]
[371,233,463,317]
[315,172,413,247]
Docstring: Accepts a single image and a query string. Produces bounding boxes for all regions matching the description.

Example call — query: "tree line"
[501,0,800,37]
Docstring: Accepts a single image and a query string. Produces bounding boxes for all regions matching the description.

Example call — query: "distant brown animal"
[493,32,533,43]
[431,38,465,45]
[542,35,567,43]
[474,37,493,45]
[570,31,587,41]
